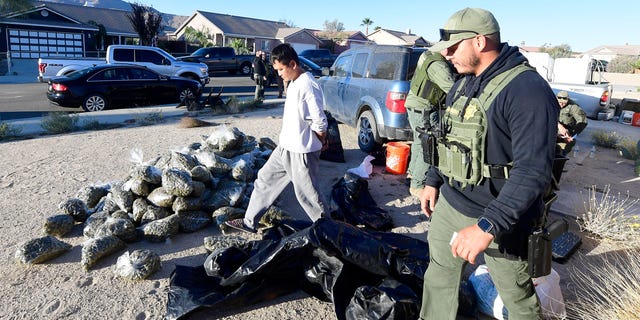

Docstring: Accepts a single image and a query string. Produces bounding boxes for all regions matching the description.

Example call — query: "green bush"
[607,55,639,73]
[134,111,164,126]
[40,112,78,134]
[0,121,22,139]
[618,139,640,176]
[591,129,620,148]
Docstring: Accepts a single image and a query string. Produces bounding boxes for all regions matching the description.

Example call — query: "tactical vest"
[435,63,534,187]
[410,52,449,106]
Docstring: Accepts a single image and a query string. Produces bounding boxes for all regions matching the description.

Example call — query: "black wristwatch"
[477,217,495,236]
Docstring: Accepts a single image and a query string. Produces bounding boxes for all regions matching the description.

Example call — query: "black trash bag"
[320,111,346,163]
[345,278,420,320]
[330,172,394,231]
[166,218,429,320]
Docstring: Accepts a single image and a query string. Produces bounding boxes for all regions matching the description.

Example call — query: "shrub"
[566,250,640,320]
[40,112,78,134]
[618,138,640,176]
[590,129,620,148]
[577,185,640,245]
[134,111,164,126]
[0,121,22,139]
[80,120,122,131]
[607,55,638,73]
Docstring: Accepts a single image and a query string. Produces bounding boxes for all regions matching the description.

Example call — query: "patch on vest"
[464,104,479,120]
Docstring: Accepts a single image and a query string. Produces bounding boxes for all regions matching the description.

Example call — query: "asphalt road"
[0,73,272,120]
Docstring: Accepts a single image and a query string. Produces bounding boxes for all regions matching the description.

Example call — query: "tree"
[229,39,249,54]
[87,20,107,51]
[182,26,213,47]
[540,44,572,59]
[361,18,373,35]
[0,0,33,15]
[126,2,163,46]
[323,19,345,34]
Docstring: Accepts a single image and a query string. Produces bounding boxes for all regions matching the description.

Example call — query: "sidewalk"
[2,97,286,136]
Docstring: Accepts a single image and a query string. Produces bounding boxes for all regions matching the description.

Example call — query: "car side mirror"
[204,54,210,58]
[322,67,330,76]
[163,58,171,65]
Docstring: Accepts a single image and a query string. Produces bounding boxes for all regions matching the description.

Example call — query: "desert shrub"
[566,249,640,320]
[607,55,639,73]
[590,129,620,148]
[40,112,78,134]
[577,185,640,246]
[226,96,263,114]
[135,111,164,126]
[80,120,122,131]
[0,121,22,139]
[618,138,639,160]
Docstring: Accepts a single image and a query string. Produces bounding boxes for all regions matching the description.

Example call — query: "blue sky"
[141,0,638,52]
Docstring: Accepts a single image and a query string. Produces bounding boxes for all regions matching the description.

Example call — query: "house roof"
[3,1,138,36]
[583,45,640,56]
[195,10,288,39]
[275,27,323,44]
[367,28,431,46]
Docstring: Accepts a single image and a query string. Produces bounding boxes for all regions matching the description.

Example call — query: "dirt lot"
[0,107,638,320]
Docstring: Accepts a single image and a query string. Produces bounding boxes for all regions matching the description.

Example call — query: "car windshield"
[192,48,208,56]
[65,67,95,79]
[299,56,321,70]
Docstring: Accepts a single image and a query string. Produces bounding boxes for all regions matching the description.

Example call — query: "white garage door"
[8,28,84,58]
[289,43,316,53]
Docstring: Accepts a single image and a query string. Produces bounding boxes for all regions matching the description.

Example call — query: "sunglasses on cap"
[557,96,568,100]
[439,29,479,41]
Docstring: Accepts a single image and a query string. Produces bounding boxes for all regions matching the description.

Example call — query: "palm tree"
[183,26,213,47]
[361,18,374,35]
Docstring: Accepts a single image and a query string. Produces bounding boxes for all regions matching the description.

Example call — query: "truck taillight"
[38,63,47,73]
[385,91,407,113]
[600,91,609,106]
[52,83,68,92]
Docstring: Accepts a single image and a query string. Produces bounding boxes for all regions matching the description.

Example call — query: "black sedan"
[47,64,202,112]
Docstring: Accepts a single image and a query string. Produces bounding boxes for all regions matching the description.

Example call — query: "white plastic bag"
[469,264,566,320]
[346,155,375,178]
[533,268,567,319]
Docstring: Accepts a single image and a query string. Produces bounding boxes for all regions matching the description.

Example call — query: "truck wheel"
[82,94,107,112]
[239,63,252,75]
[357,110,382,152]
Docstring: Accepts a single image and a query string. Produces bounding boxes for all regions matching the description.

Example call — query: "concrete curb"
[2,98,285,137]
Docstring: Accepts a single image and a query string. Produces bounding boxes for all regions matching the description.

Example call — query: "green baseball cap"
[556,90,569,98]
[429,7,500,52]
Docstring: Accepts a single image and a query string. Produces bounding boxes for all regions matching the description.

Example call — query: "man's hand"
[315,131,328,151]
[557,123,573,142]
[450,224,494,264]
[420,186,439,217]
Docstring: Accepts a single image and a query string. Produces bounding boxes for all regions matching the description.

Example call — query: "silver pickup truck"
[523,52,614,119]
[37,45,209,85]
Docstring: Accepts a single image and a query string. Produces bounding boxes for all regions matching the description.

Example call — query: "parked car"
[299,49,338,68]
[176,47,254,76]
[38,45,210,85]
[47,64,202,112]
[318,44,425,151]
[253,55,326,87]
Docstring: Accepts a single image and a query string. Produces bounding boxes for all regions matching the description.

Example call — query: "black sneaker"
[223,219,257,234]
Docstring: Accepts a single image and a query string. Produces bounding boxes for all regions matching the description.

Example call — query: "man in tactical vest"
[418,8,559,319]
[556,90,588,155]
[405,51,455,197]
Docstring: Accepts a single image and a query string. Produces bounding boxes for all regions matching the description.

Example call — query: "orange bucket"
[385,142,410,174]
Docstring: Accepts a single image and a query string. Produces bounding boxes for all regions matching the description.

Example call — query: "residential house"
[582,45,640,62]
[329,31,371,54]
[366,28,431,47]
[0,1,138,59]
[170,11,322,54]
